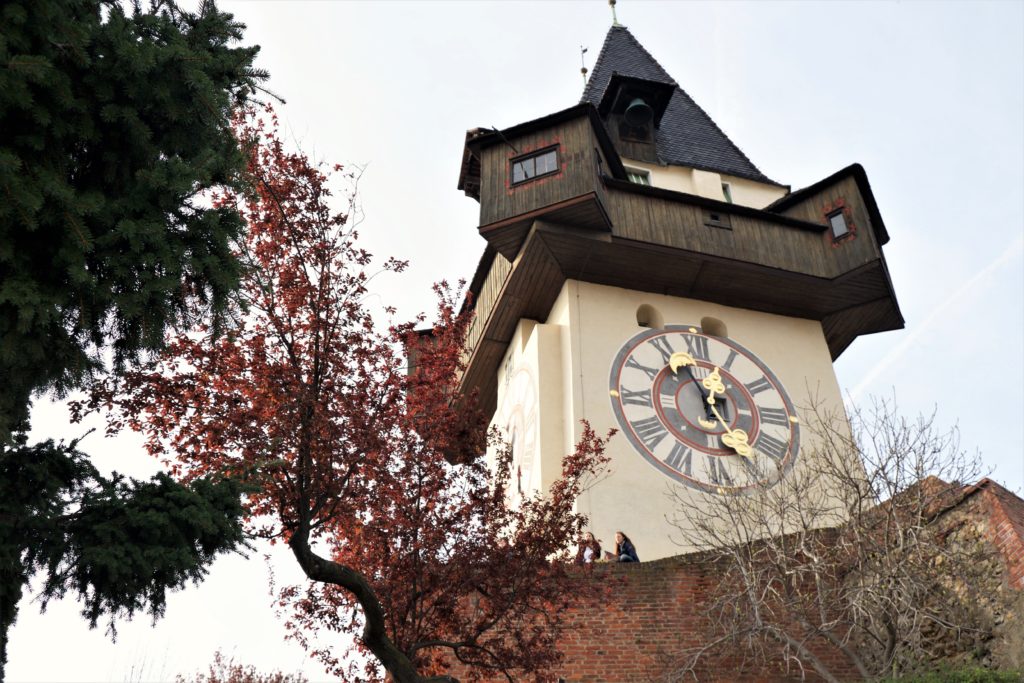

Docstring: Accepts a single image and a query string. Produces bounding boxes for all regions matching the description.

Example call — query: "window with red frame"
[828,210,850,240]
[511,147,558,185]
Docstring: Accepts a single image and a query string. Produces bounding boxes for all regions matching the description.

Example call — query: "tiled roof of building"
[582,25,780,186]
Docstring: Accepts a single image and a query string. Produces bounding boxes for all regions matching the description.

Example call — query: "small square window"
[828,210,849,239]
[625,167,651,186]
[535,149,557,175]
[704,209,732,230]
[511,148,558,186]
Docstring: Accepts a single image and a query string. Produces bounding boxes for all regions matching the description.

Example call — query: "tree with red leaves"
[75,108,611,682]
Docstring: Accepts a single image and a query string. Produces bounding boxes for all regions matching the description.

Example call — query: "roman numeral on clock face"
[648,336,675,364]
[609,326,800,494]
[689,364,709,380]
[738,454,764,481]
[758,406,790,427]
[707,456,734,487]
[659,390,678,410]
[631,416,669,451]
[754,432,788,462]
[684,335,710,361]
[626,356,660,380]
[744,376,773,395]
[619,386,652,407]
[664,442,693,476]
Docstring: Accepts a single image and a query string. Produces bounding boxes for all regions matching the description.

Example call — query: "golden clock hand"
[671,352,716,425]
[708,401,752,458]
[669,351,695,373]
[702,367,726,400]
[703,367,753,458]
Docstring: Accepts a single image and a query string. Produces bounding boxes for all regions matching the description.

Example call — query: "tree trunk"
[0,549,28,683]
[288,527,457,683]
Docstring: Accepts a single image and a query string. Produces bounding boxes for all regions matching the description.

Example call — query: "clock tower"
[455,24,902,560]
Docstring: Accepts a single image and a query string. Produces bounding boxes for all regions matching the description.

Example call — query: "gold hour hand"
[672,352,717,428]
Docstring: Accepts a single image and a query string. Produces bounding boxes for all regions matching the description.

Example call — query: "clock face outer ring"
[608,325,800,494]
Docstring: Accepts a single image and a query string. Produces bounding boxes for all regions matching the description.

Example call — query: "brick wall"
[552,556,856,682]
[445,553,857,682]
[979,480,1024,589]
[442,479,1024,682]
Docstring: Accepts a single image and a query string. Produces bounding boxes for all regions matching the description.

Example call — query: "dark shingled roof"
[582,25,780,186]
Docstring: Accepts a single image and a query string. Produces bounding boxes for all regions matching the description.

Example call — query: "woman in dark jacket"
[615,531,639,563]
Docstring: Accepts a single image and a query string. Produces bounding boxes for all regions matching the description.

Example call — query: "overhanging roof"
[581,25,782,186]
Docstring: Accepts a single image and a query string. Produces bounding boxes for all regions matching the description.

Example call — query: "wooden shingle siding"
[604,189,810,276]
[777,176,882,267]
[464,252,511,365]
[479,117,599,228]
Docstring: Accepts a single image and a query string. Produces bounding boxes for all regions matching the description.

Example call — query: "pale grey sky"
[10,1,1023,681]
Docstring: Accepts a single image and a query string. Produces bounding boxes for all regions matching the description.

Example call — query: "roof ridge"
[627,26,772,183]
[580,26,616,103]
[617,25,674,84]
[582,25,673,103]
[669,87,776,184]
[581,23,779,185]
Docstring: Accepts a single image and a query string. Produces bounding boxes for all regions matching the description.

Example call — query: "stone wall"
[936,479,1024,670]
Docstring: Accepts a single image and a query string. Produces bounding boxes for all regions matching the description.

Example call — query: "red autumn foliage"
[176,650,308,683]
[73,107,612,682]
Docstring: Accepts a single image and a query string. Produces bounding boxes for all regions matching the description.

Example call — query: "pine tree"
[0,434,250,680]
[0,2,265,678]
[0,0,266,437]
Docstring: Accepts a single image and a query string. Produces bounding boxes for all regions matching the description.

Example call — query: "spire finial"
[609,0,620,27]
[580,45,589,88]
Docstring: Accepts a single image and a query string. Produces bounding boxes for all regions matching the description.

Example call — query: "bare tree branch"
[666,395,1001,681]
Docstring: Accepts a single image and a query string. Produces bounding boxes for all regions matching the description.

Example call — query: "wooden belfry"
[455,20,903,561]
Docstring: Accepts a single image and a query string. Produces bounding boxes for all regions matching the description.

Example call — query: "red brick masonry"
[551,555,854,683]
[957,478,1024,590]
[446,551,855,682]
[447,479,1024,682]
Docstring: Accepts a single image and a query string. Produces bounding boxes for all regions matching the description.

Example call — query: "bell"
[624,97,654,126]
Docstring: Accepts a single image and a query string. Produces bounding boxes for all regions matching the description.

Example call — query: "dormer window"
[511,147,559,186]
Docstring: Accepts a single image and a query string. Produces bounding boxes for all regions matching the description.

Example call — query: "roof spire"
[580,23,777,184]
[580,45,589,88]
[609,0,620,27]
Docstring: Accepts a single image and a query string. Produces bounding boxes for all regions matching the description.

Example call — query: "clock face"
[609,325,799,494]
[496,367,538,499]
